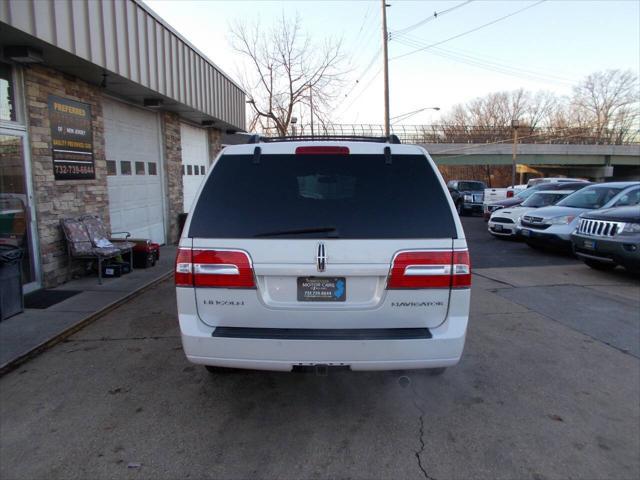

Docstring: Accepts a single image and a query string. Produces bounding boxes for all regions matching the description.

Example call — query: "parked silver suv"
[175,136,471,373]
[518,182,640,249]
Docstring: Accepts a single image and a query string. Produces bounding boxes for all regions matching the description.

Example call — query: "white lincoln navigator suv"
[175,136,471,373]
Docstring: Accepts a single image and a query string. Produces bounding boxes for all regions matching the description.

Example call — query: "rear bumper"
[178,294,469,372]
[463,202,483,212]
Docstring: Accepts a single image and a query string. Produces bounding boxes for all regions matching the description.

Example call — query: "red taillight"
[175,248,193,287]
[387,250,471,289]
[451,250,472,288]
[506,190,514,198]
[295,146,349,155]
[175,249,255,288]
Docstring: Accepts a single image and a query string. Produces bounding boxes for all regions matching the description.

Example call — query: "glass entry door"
[0,131,39,291]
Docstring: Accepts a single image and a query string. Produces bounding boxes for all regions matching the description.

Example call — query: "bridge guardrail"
[267,124,640,145]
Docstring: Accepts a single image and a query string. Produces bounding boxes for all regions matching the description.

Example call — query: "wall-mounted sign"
[48,95,95,180]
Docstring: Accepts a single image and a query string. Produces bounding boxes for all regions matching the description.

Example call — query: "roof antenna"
[252,146,261,164]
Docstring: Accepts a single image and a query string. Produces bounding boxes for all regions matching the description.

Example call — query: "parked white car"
[176,137,471,373]
[488,190,577,238]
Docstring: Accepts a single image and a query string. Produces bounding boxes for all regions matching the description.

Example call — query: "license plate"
[583,239,597,250]
[297,277,346,302]
[521,229,531,237]
[493,224,503,232]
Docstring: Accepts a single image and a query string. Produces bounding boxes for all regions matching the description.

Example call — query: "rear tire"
[584,259,616,271]
[428,367,447,376]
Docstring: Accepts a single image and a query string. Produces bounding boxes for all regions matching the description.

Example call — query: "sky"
[144,0,640,127]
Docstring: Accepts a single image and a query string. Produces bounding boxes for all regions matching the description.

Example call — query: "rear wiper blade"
[253,226,338,238]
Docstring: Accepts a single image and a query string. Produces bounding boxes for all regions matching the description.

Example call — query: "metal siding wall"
[0,1,9,25]
[6,0,33,34]
[171,35,178,101]
[136,8,148,87]
[71,0,89,61]
[32,0,55,45]
[3,0,245,130]
[114,0,128,77]
[53,1,74,54]
[162,26,171,96]
[101,0,118,72]
[126,0,139,84]
[86,0,104,67]
[146,15,157,91]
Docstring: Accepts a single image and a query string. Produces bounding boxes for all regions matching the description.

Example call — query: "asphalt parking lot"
[1,218,638,480]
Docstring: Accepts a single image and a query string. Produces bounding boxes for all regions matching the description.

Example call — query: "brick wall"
[24,65,109,287]
[161,111,182,244]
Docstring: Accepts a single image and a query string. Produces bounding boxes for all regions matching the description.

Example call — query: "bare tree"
[570,69,639,141]
[230,15,345,136]
[443,89,557,129]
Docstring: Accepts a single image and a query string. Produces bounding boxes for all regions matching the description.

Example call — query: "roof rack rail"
[246,134,402,144]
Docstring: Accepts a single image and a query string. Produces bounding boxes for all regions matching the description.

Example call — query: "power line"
[338,66,383,116]
[433,44,578,83]
[391,1,474,40]
[393,35,574,86]
[340,47,382,104]
[392,0,547,62]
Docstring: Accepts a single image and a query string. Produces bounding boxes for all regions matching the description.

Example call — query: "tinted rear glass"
[188,154,456,239]
[458,181,486,190]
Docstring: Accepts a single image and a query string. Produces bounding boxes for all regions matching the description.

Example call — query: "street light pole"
[511,119,520,187]
[382,0,390,137]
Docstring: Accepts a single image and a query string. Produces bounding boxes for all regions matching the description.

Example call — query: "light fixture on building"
[4,46,44,64]
[201,120,215,127]
[143,98,163,108]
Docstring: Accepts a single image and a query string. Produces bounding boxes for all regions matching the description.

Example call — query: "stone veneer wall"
[24,65,109,287]
[161,111,183,244]
[207,128,223,163]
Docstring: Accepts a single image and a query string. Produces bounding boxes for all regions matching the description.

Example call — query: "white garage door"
[180,123,209,213]
[103,98,166,244]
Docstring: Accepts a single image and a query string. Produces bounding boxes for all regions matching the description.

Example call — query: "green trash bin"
[0,246,24,321]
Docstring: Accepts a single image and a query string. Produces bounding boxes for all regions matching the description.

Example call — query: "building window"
[0,63,16,122]
[200,165,205,175]
[182,165,185,176]
[135,161,145,175]
[106,160,117,176]
[120,161,131,175]
[148,162,157,175]
[187,165,193,175]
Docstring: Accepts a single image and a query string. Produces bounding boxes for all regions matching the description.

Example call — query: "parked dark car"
[572,205,640,273]
[483,182,592,221]
[447,180,486,216]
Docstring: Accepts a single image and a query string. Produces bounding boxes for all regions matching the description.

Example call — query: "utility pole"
[382,0,390,137]
[309,84,315,137]
[511,119,520,187]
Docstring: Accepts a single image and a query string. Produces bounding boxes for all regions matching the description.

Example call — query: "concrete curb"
[0,270,173,377]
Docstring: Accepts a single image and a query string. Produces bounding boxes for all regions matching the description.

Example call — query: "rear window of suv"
[188,153,457,239]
